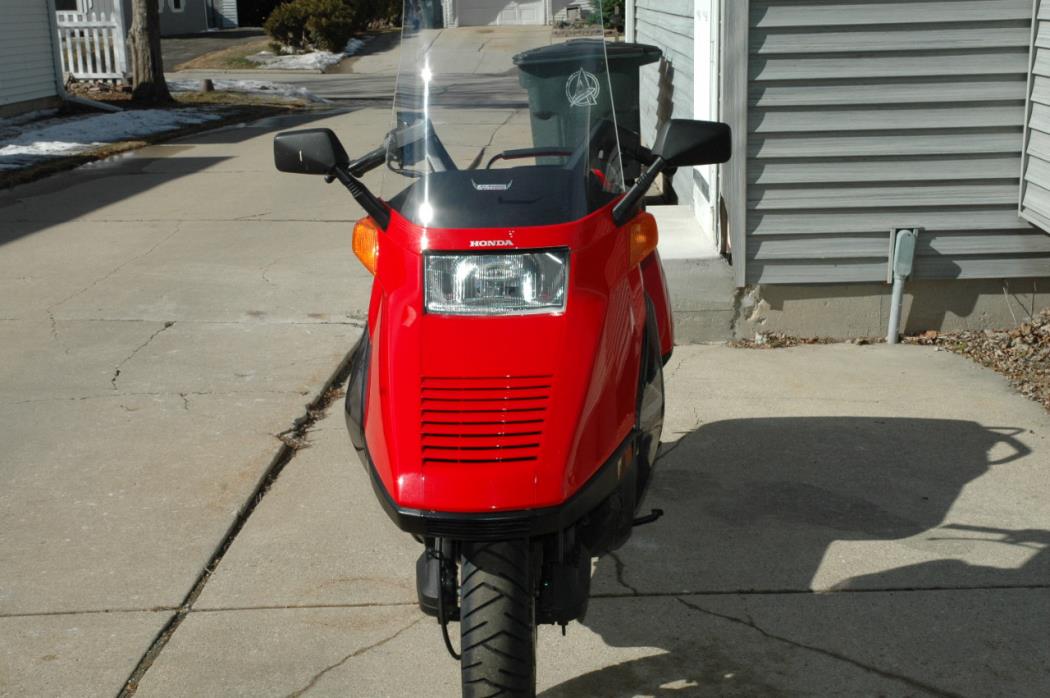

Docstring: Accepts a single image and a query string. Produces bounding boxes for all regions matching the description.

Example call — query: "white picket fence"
[55,11,128,81]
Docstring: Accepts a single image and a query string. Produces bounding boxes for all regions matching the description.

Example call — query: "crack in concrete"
[675,597,963,697]
[111,321,175,390]
[0,601,419,620]
[117,350,358,697]
[33,317,366,326]
[190,601,418,614]
[607,552,640,596]
[6,389,309,407]
[284,617,424,698]
[51,223,183,314]
[588,581,1050,600]
[0,606,178,619]
[44,309,71,355]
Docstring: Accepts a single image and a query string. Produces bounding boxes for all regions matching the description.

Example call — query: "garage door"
[457,0,545,26]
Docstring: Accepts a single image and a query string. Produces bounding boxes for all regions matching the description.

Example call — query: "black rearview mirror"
[274,128,350,175]
[652,119,732,168]
[611,118,733,226]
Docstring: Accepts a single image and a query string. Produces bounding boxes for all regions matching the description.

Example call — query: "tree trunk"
[128,0,172,104]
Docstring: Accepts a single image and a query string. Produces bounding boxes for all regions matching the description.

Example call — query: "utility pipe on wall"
[887,228,918,344]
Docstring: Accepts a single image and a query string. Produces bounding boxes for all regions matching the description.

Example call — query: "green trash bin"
[513,39,661,180]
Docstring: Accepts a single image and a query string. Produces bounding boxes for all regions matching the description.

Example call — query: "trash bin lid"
[513,39,661,72]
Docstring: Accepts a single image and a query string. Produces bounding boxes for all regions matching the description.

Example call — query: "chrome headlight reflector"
[425,249,569,316]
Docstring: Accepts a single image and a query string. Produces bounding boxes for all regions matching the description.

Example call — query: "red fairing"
[363,205,646,513]
[641,250,674,358]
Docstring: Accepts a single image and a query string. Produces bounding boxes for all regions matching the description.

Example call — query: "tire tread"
[460,541,536,697]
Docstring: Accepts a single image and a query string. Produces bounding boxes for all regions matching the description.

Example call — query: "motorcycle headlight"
[425,249,569,316]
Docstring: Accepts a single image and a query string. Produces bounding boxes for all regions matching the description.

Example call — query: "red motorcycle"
[274,11,729,695]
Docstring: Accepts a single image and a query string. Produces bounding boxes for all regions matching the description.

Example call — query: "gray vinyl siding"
[552,0,596,23]
[156,0,211,35]
[634,0,694,200]
[1022,0,1050,230]
[217,0,238,29]
[0,1,60,107]
[743,0,1050,285]
[85,0,224,35]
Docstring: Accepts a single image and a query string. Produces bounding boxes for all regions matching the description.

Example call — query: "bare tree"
[128,0,171,103]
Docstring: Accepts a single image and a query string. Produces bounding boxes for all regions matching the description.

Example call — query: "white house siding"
[0,1,61,111]
[1021,0,1050,231]
[633,0,694,201]
[740,0,1050,285]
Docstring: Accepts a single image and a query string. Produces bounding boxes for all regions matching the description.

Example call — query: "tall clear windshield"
[381,2,629,229]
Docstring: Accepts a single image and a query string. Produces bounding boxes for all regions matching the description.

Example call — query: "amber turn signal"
[628,212,659,267]
[353,216,380,275]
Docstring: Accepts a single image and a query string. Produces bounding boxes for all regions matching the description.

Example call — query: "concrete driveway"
[123,343,1050,697]
[0,107,386,696]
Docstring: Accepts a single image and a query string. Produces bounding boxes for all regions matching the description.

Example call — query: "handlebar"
[486,147,573,169]
[348,145,387,178]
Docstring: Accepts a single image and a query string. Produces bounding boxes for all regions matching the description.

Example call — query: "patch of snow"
[246,49,344,71]
[167,79,329,103]
[244,37,367,71]
[0,109,221,172]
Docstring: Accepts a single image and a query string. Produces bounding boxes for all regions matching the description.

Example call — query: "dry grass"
[173,37,272,71]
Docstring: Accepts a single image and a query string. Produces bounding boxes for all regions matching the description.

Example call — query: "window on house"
[55,0,78,10]
[171,0,184,10]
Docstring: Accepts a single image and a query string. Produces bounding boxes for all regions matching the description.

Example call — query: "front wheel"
[460,540,536,697]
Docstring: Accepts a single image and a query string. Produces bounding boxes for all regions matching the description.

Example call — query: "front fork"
[416,529,591,653]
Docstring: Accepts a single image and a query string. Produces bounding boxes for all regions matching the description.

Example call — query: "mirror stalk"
[612,157,666,227]
[332,166,390,229]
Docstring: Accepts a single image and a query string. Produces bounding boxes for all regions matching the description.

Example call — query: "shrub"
[601,0,624,30]
[264,1,311,51]
[353,0,401,29]
[306,0,357,51]
[264,0,357,53]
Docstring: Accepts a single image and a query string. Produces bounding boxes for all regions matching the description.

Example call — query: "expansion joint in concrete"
[116,348,358,697]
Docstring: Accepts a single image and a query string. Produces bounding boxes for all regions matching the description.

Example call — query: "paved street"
[166,26,554,103]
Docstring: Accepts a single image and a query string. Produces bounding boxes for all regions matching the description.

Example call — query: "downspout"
[47,0,121,113]
[886,228,918,344]
[625,0,635,42]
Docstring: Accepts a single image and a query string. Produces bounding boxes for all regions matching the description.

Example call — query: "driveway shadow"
[543,418,1050,696]
[0,109,341,249]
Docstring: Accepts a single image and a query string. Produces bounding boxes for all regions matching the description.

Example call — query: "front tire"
[460,540,536,697]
